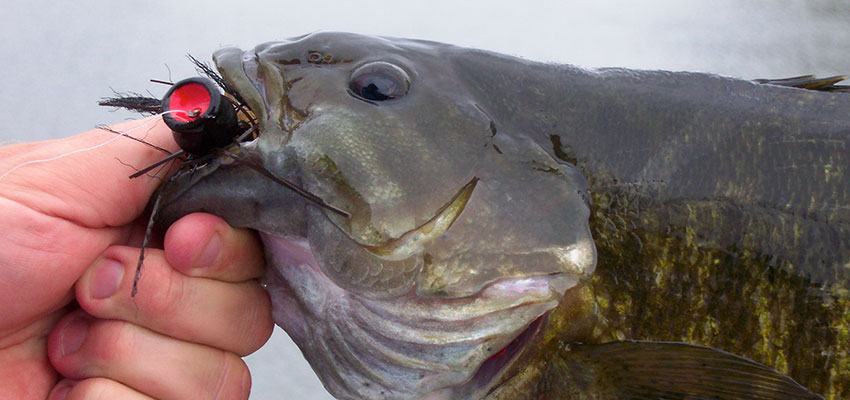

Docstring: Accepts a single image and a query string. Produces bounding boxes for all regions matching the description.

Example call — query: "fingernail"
[59,316,89,357]
[194,232,221,268]
[91,258,124,299]
[48,384,71,400]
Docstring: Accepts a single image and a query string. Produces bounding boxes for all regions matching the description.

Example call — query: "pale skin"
[0,117,274,399]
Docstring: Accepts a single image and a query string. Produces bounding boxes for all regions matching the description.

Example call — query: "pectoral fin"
[560,340,822,400]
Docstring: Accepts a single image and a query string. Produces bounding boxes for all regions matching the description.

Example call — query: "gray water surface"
[2,1,848,399]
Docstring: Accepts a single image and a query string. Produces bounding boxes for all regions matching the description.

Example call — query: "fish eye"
[348,62,410,102]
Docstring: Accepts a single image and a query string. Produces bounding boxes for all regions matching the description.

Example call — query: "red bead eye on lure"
[161,77,241,155]
[128,77,244,179]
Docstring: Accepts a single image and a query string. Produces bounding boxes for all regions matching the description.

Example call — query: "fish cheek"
[288,105,492,240]
[417,134,596,298]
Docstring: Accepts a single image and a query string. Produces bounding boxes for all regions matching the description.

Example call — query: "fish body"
[158,33,849,399]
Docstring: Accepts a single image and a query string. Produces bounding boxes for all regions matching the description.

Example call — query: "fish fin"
[754,75,849,92]
[561,340,823,400]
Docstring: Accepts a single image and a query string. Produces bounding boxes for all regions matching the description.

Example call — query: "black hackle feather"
[187,54,248,106]
[99,95,162,114]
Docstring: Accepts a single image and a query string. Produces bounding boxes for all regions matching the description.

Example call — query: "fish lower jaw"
[260,232,564,400]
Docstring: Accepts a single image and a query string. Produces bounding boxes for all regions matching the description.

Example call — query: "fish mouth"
[238,51,267,110]
[212,48,269,127]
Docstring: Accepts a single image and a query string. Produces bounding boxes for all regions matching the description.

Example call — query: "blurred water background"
[1,1,848,399]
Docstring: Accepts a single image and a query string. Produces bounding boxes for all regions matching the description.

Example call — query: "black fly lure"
[100,55,348,296]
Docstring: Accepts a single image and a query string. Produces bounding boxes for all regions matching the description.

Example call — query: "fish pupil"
[361,81,391,101]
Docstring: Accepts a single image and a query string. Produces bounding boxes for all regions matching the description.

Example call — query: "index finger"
[0,117,180,228]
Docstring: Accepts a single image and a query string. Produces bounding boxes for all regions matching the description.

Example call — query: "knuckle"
[142,261,187,317]
[89,320,136,365]
[212,353,251,400]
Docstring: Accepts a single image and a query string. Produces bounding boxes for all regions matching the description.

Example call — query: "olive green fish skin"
[158,33,849,399]
[454,47,849,398]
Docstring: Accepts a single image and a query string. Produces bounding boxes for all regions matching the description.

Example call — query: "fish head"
[162,32,596,399]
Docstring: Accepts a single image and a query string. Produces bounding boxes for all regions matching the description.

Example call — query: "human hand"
[0,118,273,399]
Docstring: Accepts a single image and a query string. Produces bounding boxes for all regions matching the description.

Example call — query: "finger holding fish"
[67,214,273,357]
[47,213,269,399]
[0,118,182,340]
[0,117,180,227]
[48,310,251,400]
[0,116,200,400]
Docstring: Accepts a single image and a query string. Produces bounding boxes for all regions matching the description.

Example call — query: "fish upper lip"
[240,51,266,107]
[214,47,269,126]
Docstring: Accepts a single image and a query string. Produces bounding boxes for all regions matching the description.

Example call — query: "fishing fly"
[100,55,349,296]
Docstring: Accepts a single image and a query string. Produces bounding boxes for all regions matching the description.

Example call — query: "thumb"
[0,116,181,228]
